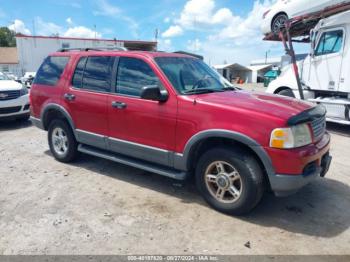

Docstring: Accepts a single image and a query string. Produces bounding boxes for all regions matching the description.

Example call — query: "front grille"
[311,116,326,141]
[0,106,22,115]
[0,90,21,101]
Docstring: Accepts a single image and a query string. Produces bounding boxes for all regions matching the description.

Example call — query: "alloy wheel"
[52,127,68,156]
[204,161,243,204]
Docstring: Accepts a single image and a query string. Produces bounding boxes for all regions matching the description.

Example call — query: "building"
[0,47,21,75]
[15,34,157,76]
[251,54,308,68]
[214,63,272,84]
[247,64,274,84]
[250,56,282,67]
[214,63,252,83]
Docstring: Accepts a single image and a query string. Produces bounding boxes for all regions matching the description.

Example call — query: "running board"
[78,144,187,180]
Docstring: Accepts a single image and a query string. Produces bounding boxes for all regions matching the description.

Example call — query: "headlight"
[20,86,29,96]
[270,123,312,149]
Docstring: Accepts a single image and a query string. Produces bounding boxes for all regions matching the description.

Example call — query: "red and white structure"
[15,34,157,75]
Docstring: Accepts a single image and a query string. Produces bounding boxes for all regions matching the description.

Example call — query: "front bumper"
[270,153,332,197]
[267,133,331,197]
[0,94,30,119]
[261,16,272,35]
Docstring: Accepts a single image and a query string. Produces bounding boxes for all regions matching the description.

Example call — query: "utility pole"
[265,50,270,64]
[154,28,159,42]
[32,19,37,47]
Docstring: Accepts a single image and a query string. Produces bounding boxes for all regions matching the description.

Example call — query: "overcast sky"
[0,0,309,65]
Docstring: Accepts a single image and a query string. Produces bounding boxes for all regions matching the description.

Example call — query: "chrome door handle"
[64,93,76,101]
[112,101,127,109]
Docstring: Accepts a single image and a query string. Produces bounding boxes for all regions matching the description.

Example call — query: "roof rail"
[173,51,204,60]
[57,47,128,52]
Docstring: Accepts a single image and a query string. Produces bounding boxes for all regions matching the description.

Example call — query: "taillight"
[263,9,271,19]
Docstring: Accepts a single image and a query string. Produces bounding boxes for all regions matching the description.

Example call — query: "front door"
[107,56,177,167]
[306,28,344,92]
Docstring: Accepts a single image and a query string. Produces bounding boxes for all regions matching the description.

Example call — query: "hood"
[0,80,23,91]
[194,90,314,124]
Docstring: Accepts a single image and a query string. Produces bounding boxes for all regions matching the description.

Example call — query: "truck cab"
[267,10,350,124]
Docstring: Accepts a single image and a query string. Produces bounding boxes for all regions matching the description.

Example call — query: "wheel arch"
[176,130,275,186]
[41,104,76,133]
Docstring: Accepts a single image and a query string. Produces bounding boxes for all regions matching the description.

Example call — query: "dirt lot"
[0,119,350,255]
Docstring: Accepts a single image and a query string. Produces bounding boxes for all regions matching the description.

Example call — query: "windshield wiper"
[183,88,224,95]
[222,86,237,91]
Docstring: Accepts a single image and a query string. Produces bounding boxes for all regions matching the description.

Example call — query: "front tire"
[48,119,78,163]
[195,147,265,215]
[277,88,295,98]
[272,13,288,34]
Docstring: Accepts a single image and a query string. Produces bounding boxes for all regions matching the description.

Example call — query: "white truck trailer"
[265,3,350,125]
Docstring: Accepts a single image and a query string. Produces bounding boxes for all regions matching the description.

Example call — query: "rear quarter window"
[34,56,69,86]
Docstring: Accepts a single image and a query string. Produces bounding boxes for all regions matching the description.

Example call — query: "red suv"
[30,49,332,215]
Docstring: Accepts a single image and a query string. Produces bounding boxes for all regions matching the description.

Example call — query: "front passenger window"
[315,30,343,56]
[117,57,160,97]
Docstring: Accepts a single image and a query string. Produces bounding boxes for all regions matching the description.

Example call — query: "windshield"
[0,72,9,80]
[155,57,235,95]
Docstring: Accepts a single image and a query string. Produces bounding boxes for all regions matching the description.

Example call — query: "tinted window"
[34,56,69,86]
[117,57,159,97]
[72,57,87,88]
[82,56,114,92]
[155,57,229,94]
[315,30,343,56]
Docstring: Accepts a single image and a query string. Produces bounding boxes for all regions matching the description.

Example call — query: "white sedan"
[261,0,348,35]
[0,72,30,121]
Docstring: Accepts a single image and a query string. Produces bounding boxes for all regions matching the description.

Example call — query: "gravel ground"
[0,119,349,255]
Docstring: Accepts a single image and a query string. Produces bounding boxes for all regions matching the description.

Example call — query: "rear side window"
[34,56,69,86]
[82,56,114,92]
[72,57,87,88]
[117,57,159,97]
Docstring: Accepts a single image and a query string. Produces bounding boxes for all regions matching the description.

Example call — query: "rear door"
[107,56,178,167]
[63,55,115,149]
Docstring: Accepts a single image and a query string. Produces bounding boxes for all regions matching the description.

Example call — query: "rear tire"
[277,88,295,98]
[195,147,265,215]
[48,119,78,163]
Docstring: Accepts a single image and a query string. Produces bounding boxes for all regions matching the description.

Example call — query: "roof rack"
[264,2,350,42]
[57,47,128,52]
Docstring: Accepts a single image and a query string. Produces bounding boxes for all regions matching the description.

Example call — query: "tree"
[0,27,16,47]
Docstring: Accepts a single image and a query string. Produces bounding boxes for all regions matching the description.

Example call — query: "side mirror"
[140,85,168,102]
